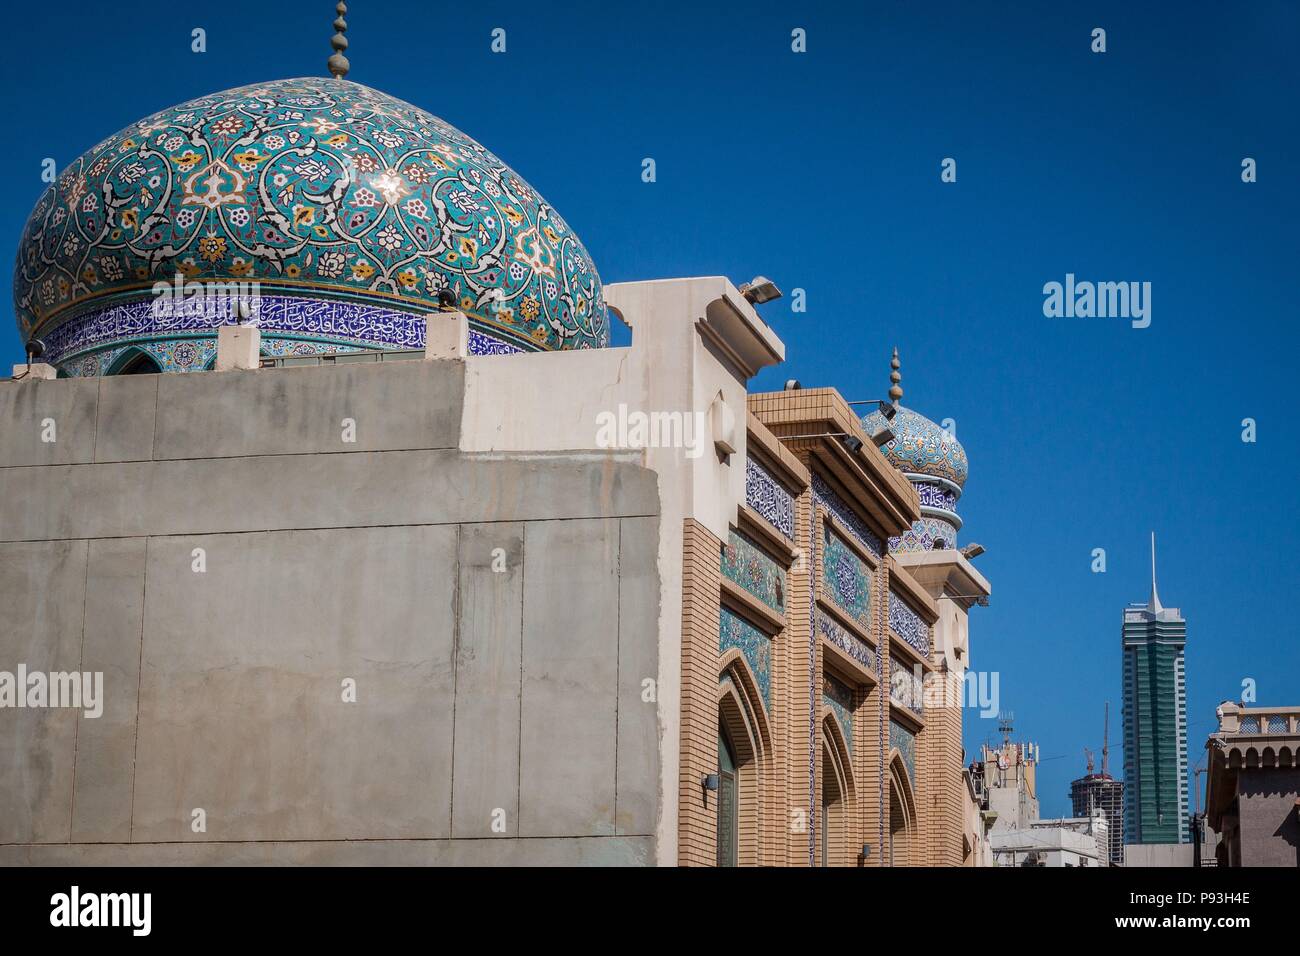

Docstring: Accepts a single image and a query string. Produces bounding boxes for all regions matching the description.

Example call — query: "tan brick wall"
[679,519,722,866]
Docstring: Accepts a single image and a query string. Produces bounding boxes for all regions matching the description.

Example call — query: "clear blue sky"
[4,1,1296,819]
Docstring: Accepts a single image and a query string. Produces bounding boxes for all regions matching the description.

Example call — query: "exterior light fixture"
[846,398,897,421]
[739,276,782,304]
[784,379,802,390]
[25,338,45,363]
[869,425,896,447]
[960,542,986,559]
[841,435,864,454]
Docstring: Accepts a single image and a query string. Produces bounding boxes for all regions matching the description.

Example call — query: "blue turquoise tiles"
[890,664,925,718]
[745,456,794,539]
[822,527,871,629]
[818,612,878,675]
[812,474,883,558]
[890,720,917,784]
[719,606,772,711]
[823,674,854,752]
[888,591,931,657]
[722,530,786,614]
[17,78,608,354]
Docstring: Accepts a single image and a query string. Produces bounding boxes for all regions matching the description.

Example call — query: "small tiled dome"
[863,404,969,488]
[862,349,969,553]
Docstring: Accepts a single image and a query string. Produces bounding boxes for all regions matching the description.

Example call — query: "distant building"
[1071,773,1124,865]
[1122,535,1188,845]
[978,739,1040,833]
[1070,703,1125,865]
[990,811,1110,867]
[1205,703,1300,867]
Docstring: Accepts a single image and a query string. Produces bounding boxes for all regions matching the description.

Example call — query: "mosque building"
[0,14,989,866]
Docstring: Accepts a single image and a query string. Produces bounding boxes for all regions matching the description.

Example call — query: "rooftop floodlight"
[436,287,457,310]
[869,424,896,448]
[739,276,782,305]
[784,379,802,390]
[841,435,864,454]
[960,542,986,560]
[25,338,46,362]
[846,398,897,420]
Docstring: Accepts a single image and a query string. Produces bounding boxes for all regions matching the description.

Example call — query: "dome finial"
[889,346,903,404]
[327,2,351,79]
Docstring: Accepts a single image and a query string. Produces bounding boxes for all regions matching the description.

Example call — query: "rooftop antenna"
[1102,701,1111,776]
[328,2,350,79]
[1148,531,1163,613]
[997,711,1014,746]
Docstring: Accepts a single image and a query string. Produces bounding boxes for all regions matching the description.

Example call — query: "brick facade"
[678,391,968,866]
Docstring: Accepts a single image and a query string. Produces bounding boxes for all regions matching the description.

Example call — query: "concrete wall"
[0,359,661,865]
[1238,768,1300,867]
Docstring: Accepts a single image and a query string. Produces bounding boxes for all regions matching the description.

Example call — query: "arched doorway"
[717,725,739,867]
[888,759,917,866]
[821,743,844,865]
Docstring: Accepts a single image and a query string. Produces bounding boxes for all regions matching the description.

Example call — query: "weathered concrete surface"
[0,360,661,865]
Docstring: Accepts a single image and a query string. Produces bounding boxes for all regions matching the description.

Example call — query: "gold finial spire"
[888,347,903,404]
[327,2,350,79]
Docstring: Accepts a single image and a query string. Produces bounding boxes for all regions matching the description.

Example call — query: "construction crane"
[1084,746,1095,775]
[1102,701,1111,776]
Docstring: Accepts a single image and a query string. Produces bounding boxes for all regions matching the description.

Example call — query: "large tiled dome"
[14,77,608,374]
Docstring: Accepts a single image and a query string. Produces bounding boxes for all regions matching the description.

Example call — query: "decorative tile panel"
[818,612,879,675]
[812,474,883,558]
[722,531,785,614]
[915,482,958,512]
[890,663,925,718]
[745,456,794,539]
[821,527,872,629]
[823,674,854,752]
[889,590,931,657]
[719,607,772,711]
[890,720,917,784]
[889,515,959,554]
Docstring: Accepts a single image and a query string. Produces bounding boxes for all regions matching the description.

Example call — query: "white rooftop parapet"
[425,311,469,360]
[215,324,261,371]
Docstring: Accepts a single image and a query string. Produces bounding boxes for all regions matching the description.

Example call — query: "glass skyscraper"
[1122,535,1188,845]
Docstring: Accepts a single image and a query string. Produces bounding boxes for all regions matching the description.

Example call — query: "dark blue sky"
[4,1,1296,818]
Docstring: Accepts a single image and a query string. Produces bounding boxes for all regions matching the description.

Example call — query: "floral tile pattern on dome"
[818,612,878,675]
[719,607,772,711]
[722,530,785,614]
[823,674,854,752]
[862,405,968,487]
[812,474,882,558]
[821,526,872,629]
[15,78,607,355]
[889,590,931,657]
[745,456,794,539]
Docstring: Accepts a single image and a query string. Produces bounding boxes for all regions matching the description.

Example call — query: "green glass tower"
[1122,534,1188,845]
